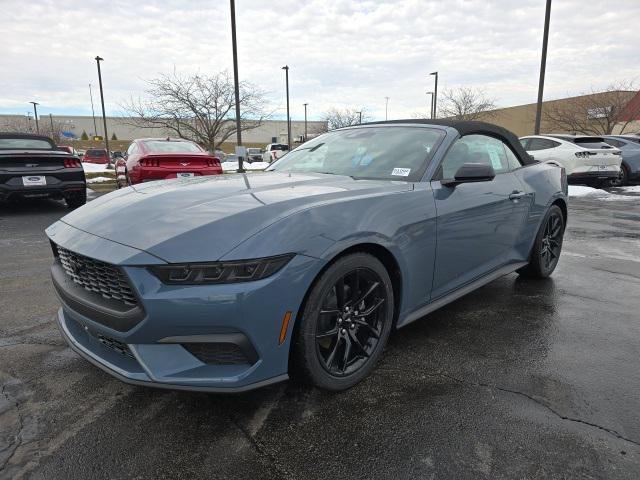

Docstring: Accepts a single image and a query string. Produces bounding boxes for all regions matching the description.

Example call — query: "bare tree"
[543,82,639,135]
[0,115,65,142]
[122,71,270,151]
[322,108,370,130]
[439,87,497,121]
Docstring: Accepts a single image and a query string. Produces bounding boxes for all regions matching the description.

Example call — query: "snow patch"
[221,161,270,172]
[86,176,114,184]
[82,163,112,173]
[568,185,637,201]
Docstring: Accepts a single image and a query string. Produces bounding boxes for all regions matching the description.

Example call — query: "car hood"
[58,172,413,263]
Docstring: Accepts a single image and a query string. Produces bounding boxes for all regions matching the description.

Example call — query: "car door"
[430,134,531,299]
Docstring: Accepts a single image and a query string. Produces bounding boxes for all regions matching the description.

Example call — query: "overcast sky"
[1,0,638,121]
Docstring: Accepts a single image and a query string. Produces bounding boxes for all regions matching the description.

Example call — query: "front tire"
[292,253,394,391]
[517,205,564,278]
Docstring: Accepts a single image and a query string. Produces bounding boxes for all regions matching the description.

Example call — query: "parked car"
[83,148,109,164]
[123,138,222,185]
[262,143,289,163]
[247,148,263,163]
[47,120,567,393]
[519,134,622,186]
[601,135,640,186]
[57,145,78,156]
[1,133,86,208]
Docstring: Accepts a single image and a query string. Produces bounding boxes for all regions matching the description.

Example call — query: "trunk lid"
[0,151,67,171]
[140,153,217,168]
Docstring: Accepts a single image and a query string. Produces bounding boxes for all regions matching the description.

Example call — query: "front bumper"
[50,235,322,392]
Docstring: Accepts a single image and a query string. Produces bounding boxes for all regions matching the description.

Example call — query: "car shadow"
[0,198,69,216]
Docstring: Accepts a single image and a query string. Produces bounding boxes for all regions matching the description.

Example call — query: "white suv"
[520,135,622,186]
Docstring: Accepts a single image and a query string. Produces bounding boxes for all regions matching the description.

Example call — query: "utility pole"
[89,83,98,136]
[29,102,39,134]
[430,72,438,118]
[94,56,111,166]
[282,66,291,148]
[534,0,552,135]
[303,103,308,141]
[26,112,32,131]
[426,92,434,119]
[385,97,390,121]
[49,114,55,139]
[229,0,245,173]
[357,111,362,124]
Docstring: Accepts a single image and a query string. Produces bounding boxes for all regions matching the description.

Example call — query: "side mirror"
[441,163,496,187]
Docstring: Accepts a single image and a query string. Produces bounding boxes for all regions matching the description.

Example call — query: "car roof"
[359,119,537,165]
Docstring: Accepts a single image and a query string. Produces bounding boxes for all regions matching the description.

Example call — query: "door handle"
[509,191,527,201]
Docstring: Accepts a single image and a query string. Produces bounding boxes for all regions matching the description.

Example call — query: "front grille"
[183,343,251,365]
[56,246,138,307]
[97,334,135,359]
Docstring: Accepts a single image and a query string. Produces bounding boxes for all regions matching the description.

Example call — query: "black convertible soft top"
[364,119,536,165]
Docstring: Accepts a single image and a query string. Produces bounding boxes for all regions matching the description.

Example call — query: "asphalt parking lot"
[1,188,639,479]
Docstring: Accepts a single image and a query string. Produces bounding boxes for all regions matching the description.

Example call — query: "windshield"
[270,144,289,151]
[0,137,54,150]
[267,126,443,181]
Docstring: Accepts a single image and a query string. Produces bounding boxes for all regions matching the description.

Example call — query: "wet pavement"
[1,189,639,479]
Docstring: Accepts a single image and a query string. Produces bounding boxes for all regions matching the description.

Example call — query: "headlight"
[149,254,295,285]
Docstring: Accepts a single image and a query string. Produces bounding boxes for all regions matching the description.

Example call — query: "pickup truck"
[0,133,86,208]
[262,143,289,163]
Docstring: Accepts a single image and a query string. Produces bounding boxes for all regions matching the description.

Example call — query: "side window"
[528,138,559,151]
[502,144,523,170]
[519,138,530,150]
[604,138,623,148]
[437,134,511,179]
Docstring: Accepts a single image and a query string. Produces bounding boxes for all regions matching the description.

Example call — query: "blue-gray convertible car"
[46,120,568,392]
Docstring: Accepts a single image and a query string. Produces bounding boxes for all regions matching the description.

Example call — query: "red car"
[124,138,222,184]
[83,148,109,164]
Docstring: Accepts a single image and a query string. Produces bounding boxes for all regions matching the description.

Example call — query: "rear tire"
[66,190,87,209]
[517,205,564,278]
[608,165,628,187]
[292,253,394,391]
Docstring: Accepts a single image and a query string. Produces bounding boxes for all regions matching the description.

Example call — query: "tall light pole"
[94,56,111,166]
[385,97,390,121]
[426,92,434,119]
[230,0,244,172]
[303,103,308,141]
[534,0,552,135]
[429,72,438,118]
[89,83,98,136]
[282,66,291,148]
[49,114,55,139]
[29,102,39,134]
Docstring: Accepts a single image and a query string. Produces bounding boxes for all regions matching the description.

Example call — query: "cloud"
[0,0,638,120]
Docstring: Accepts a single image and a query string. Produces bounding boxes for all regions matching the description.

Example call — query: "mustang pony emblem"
[180,162,190,166]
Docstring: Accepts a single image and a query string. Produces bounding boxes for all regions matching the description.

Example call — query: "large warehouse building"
[0,115,327,146]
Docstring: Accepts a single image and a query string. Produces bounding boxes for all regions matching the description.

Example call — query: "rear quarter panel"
[512,162,567,260]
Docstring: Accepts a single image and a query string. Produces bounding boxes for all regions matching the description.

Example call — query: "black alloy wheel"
[539,211,563,272]
[518,205,564,278]
[315,268,386,376]
[293,253,394,391]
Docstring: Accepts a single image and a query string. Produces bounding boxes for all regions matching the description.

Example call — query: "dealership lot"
[1,190,639,479]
